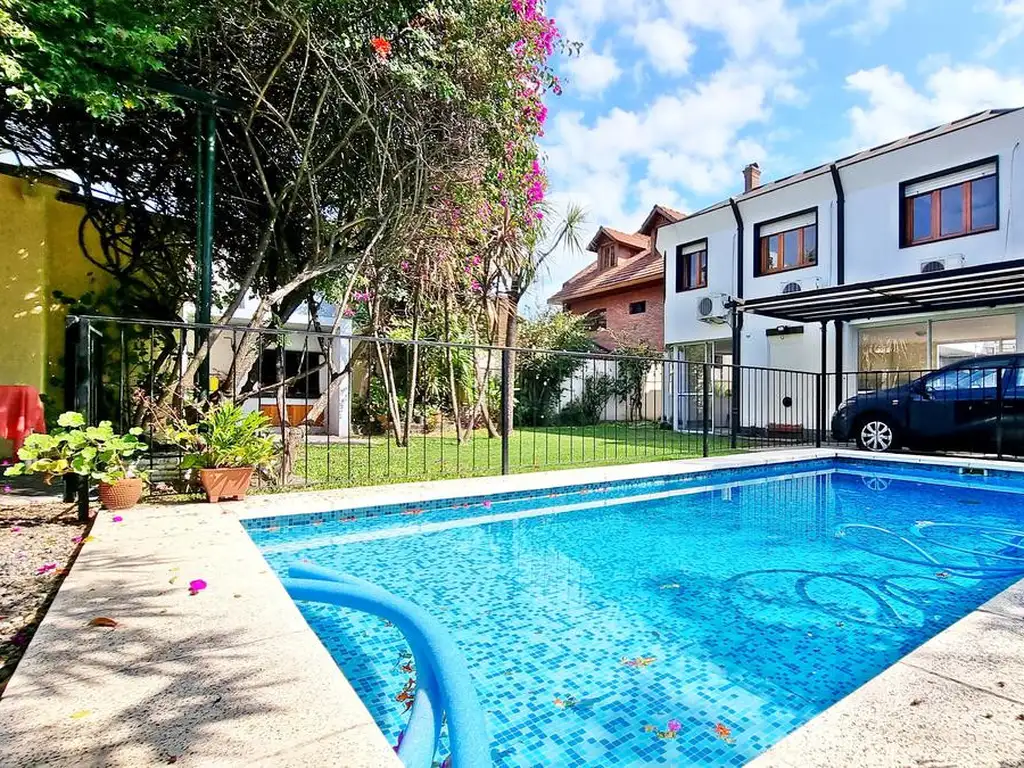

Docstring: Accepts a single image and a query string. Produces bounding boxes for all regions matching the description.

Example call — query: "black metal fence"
[62,315,1022,497]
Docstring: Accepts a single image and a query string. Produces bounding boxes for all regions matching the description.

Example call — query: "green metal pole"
[196,109,215,393]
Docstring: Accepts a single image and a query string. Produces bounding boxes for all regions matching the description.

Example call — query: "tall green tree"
[0,0,197,117]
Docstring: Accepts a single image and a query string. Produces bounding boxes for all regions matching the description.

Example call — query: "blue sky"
[524,0,1024,312]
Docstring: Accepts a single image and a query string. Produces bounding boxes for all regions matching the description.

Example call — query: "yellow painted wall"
[0,173,112,416]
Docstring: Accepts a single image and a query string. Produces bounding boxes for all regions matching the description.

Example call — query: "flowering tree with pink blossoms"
[2,0,574,463]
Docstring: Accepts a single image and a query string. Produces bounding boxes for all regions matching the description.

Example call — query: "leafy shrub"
[558,375,615,426]
[155,401,277,470]
[515,312,594,426]
[3,411,147,484]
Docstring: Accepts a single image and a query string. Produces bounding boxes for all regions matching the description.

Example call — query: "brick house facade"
[548,205,684,350]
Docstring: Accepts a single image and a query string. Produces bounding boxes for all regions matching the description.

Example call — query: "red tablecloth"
[0,385,47,456]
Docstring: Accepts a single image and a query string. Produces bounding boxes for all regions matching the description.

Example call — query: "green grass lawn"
[291,422,740,489]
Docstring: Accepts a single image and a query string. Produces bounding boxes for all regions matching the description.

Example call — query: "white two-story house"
[658,107,1024,433]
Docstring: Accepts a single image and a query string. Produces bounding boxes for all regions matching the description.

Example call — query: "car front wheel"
[857,418,898,452]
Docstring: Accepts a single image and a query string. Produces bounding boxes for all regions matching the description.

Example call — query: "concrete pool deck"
[1,448,1023,765]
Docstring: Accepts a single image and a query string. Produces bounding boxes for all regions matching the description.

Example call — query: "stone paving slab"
[0,503,399,767]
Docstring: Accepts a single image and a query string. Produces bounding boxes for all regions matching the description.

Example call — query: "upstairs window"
[675,241,708,292]
[757,211,817,276]
[598,244,616,270]
[902,160,998,246]
[629,300,646,315]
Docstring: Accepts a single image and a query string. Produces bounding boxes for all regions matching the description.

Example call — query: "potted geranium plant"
[4,412,148,510]
[159,401,277,503]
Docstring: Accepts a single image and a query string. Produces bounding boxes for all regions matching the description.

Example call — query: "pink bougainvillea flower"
[36,562,57,575]
[10,526,21,533]
[112,516,123,523]
[3,485,11,493]
[482,500,492,509]
[188,579,207,595]
[667,719,682,733]
[72,535,83,543]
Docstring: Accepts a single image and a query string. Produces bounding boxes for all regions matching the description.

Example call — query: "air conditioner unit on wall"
[696,293,730,324]
[779,277,821,295]
[920,254,965,274]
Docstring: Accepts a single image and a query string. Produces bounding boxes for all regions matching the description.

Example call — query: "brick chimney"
[743,162,761,193]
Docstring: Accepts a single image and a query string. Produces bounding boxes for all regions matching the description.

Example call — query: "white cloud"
[564,47,624,96]
[980,0,1024,56]
[633,20,695,75]
[843,0,907,36]
[844,63,1024,149]
[659,0,803,59]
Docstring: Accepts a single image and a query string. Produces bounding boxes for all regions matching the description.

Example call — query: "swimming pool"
[245,457,1024,766]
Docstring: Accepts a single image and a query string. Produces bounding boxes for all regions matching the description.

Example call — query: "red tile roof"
[548,245,663,304]
[550,204,685,305]
[586,226,650,253]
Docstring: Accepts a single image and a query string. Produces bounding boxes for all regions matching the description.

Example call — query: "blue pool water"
[246,459,1024,766]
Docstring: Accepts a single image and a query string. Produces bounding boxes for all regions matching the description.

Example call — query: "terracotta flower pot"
[98,478,144,510]
[198,467,255,503]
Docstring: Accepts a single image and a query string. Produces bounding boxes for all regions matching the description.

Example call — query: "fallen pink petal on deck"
[36,562,57,575]
[10,526,21,533]
[188,579,208,595]
[112,516,123,523]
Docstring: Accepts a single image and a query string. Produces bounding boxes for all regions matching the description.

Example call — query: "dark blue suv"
[831,355,1024,453]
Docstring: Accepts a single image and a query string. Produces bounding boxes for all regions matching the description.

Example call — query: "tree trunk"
[402,281,423,445]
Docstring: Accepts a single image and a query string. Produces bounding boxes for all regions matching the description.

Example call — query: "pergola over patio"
[727,259,1024,441]
[733,259,1024,325]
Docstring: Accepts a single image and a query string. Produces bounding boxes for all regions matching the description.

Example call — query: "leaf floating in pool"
[659,583,681,590]
[396,677,416,712]
[621,655,656,668]
[936,571,951,579]
[713,723,735,744]
[341,516,357,523]
[482,500,492,509]
[87,617,118,628]
[402,508,424,516]
[644,720,680,740]
[553,695,578,709]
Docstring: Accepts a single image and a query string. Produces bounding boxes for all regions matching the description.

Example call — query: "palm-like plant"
[488,202,588,433]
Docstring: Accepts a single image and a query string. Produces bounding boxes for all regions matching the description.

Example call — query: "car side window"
[924,369,963,392]
[926,368,997,393]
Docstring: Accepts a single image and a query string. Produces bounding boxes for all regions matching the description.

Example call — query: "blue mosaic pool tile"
[250,461,1024,766]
